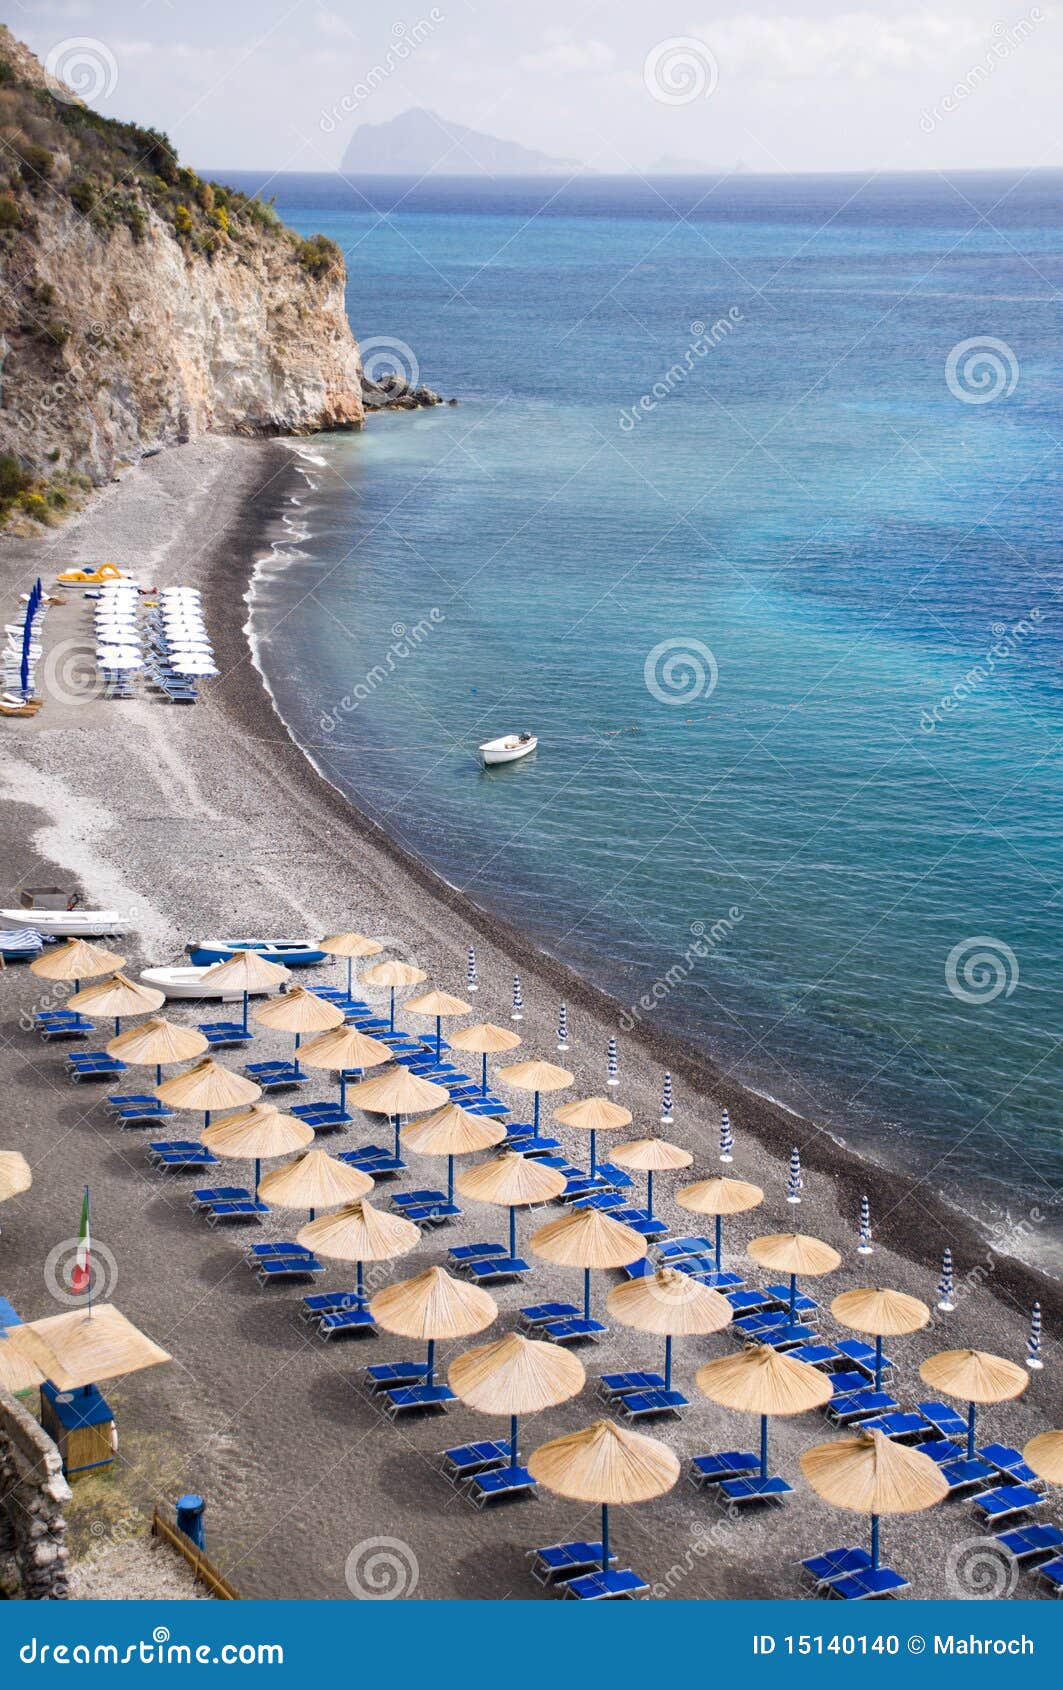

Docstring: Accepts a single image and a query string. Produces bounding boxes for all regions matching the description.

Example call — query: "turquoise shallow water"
[230,171,1062,1236]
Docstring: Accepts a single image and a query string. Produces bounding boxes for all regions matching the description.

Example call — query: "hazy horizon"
[13,2,1062,179]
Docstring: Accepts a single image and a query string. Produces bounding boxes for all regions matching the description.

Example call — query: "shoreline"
[221,440,1062,1319]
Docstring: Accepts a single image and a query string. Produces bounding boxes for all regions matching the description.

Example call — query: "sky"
[10,0,1063,176]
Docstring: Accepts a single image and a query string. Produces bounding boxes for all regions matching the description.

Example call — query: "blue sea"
[227,170,1063,1253]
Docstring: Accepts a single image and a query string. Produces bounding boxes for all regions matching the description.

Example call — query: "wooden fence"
[151,1502,240,1600]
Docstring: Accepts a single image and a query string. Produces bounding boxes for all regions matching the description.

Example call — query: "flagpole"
[85,1185,92,1318]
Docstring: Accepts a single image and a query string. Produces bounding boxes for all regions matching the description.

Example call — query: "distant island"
[341,107,585,176]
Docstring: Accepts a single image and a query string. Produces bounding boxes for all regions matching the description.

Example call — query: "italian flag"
[71,1188,91,1296]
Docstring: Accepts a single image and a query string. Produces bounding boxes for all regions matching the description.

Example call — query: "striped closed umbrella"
[511,974,524,1022]
[607,1036,619,1088]
[936,1247,955,1312]
[1026,1303,1043,1371]
[660,1072,673,1125]
[719,1107,733,1162]
[556,1002,569,1052]
[467,946,478,993]
[787,1146,803,1205]
[857,1195,872,1256]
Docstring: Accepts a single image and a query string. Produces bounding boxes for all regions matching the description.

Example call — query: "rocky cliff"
[0,27,363,521]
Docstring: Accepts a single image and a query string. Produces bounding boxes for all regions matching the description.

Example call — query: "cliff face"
[0,27,363,504]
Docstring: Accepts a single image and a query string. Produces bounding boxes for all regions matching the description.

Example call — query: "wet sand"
[0,436,1058,1601]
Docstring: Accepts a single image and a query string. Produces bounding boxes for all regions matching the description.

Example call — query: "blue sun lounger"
[205,1199,267,1226]
[996,1524,1063,1562]
[762,1284,819,1314]
[190,1186,252,1209]
[621,1259,656,1280]
[463,1464,536,1507]
[788,1344,841,1369]
[572,1192,625,1213]
[719,1475,793,1506]
[562,1568,648,1601]
[392,1189,448,1210]
[520,1302,581,1327]
[151,1145,217,1172]
[562,1177,611,1201]
[319,1308,375,1338]
[197,1022,253,1047]
[302,1292,362,1320]
[1036,1560,1063,1594]
[597,1372,667,1400]
[68,1051,127,1080]
[979,1444,1041,1486]
[450,1242,508,1262]
[828,1371,870,1397]
[593,1164,633,1188]
[289,1102,351,1132]
[859,1412,928,1441]
[36,1011,93,1040]
[658,1236,713,1261]
[244,1061,309,1089]
[617,1388,688,1420]
[442,1441,511,1480]
[528,1542,615,1584]
[256,1254,323,1284]
[835,1339,893,1378]
[504,1133,562,1155]
[727,1290,772,1315]
[827,1390,899,1424]
[403,1202,462,1225]
[801,1547,873,1586]
[247,1241,313,1261]
[972,1485,1044,1524]
[609,1210,668,1238]
[109,1098,175,1124]
[365,1362,431,1390]
[689,1451,760,1487]
[381,1384,454,1417]
[759,1323,820,1351]
[540,1317,606,1344]
[826,1567,908,1600]
[462,1256,530,1283]
[733,1309,790,1335]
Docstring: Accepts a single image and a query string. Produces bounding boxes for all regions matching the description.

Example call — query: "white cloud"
[688,12,989,79]
[521,29,615,74]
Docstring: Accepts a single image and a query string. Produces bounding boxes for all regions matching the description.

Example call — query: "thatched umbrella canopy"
[447,1022,522,1094]
[747,1232,842,1320]
[253,988,343,1076]
[608,1267,731,1389]
[449,1330,585,1467]
[531,1207,645,1321]
[320,931,383,994]
[297,1199,420,1309]
[405,989,472,1060]
[401,1104,506,1204]
[202,1102,313,1196]
[456,1152,566,1256]
[0,1322,43,1394]
[528,1418,679,1575]
[360,960,428,1031]
[801,1428,947,1572]
[831,1287,931,1389]
[696,1342,832,1480]
[1024,1431,1063,1486]
[30,937,126,990]
[344,1065,450,1159]
[498,1058,573,1133]
[295,1023,393,1113]
[0,1151,32,1205]
[258,1148,373,1220]
[200,950,290,1034]
[67,972,165,1035]
[677,1175,764,1270]
[2,1304,171,1390]
[370,1265,497,1388]
[106,1016,208,1086]
[919,1349,1029,1457]
[553,1095,632,1175]
[610,1136,692,1212]
[154,1057,261,1126]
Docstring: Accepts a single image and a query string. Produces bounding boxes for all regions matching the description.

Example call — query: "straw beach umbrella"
[298,1198,419,1310]
[320,931,382,996]
[447,1022,521,1094]
[298,1024,393,1115]
[831,1287,931,1390]
[405,989,471,1061]
[0,1322,44,1395]
[202,1102,313,1197]
[361,960,427,1032]
[450,1330,584,1469]
[696,1343,832,1483]
[401,1103,506,1204]
[1024,1431,1063,1486]
[155,1057,261,1129]
[67,972,164,1036]
[529,1418,679,1576]
[344,1065,449,1159]
[3,1304,171,1392]
[553,1096,631,1177]
[30,937,126,993]
[608,1267,731,1391]
[747,1233,842,1320]
[258,1148,373,1222]
[253,987,343,1076]
[371,1265,497,1389]
[498,1058,573,1135]
[106,1017,207,1087]
[919,1349,1028,1458]
[611,1137,692,1216]
[801,1428,946,1576]
[677,1175,764,1271]
[457,1152,566,1257]
[200,949,290,1035]
[530,1206,644,1321]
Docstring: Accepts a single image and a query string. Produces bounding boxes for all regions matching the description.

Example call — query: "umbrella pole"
[583,1267,591,1321]
[435,1017,442,1061]
[967,1400,977,1460]
[204,1110,211,1130]
[874,1334,883,1391]
[480,1052,488,1094]
[114,1016,120,1037]
[340,1071,347,1114]
[254,1158,260,1199]
[155,1063,162,1088]
[389,988,396,1033]
[870,1514,880,1572]
[309,1207,316,1223]
[533,1091,540,1134]
[346,957,353,997]
[600,1503,610,1574]
[509,1206,517,1257]
[356,1259,364,1309]
[715,1214,723,1272]
[789,1273,797,1319]
[242,990,249,1036]
[447,1155,454,1205]
[510,1414,518,1466]
[589,1128,597,1176]
[425,1338,435,1388]
[759,1414,769,1481]
[664,1334,673,1392]
[294,1032,302,1078]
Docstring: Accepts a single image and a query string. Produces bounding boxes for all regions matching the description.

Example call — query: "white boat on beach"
[480,732,538,767]
[0,908,132,938]
[139,965,242,1002]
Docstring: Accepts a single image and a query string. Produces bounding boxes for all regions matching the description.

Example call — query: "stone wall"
[0,1389,71,1599]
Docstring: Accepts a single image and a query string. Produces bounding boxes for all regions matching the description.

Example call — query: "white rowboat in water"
[480,733,538,767]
